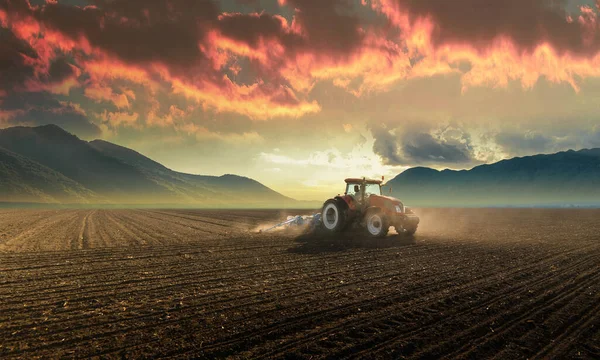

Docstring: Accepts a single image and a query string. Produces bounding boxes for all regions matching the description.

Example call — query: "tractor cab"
[344,178,382,204]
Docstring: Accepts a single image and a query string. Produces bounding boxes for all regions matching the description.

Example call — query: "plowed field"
[0,208,598,359]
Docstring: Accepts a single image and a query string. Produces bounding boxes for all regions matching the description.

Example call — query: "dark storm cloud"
[493,122,600,157]
[495,131,555,156]
[216,0,366,88]
[0,0,329,118]
[29,0,92,5]
[32,0,218,73]
[382,0,600,54]
[371,123,475,166]
[5,0,365,79]
[0,24,94,137]
[371,123,404,165]
[1,92,101,138]
[283,0,364,53]
[0,26,78,93]
[46,57,77,83]
[217,11,296,48]
[0,26,36,90]
[403,132,472,163]
[220,0,363,51]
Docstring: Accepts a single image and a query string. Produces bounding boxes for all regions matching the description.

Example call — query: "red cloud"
[1,0,322,120]
[84,83,133,109]
[2,0,600,130]
[370,0,600,91]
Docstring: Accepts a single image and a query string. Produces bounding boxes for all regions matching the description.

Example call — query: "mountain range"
[3,124,600,208]
[0,124,295,207]
[385,149,600,207]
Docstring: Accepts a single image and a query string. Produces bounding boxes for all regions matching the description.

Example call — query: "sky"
[2,0,600,200]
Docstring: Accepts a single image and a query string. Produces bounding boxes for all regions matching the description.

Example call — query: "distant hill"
[384,149,600,207]
[0,146,100,203]
[89,139,295,206]
[0,125,296,207]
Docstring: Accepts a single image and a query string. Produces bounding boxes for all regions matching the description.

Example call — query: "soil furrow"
[253,253,599,360]
[0,208,598,359]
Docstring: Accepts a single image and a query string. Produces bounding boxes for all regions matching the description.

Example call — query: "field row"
[0,209,287,252]
[0,208,598,359]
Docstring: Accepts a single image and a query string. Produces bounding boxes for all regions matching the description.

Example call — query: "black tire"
[365,211,389,238]
[321,199,347,233]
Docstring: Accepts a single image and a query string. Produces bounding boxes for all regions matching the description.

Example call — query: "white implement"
[258,213,321,233]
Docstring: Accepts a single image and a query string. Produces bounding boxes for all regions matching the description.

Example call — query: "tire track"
[73,210,94,250]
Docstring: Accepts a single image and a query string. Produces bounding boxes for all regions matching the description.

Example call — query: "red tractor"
[320,177,419,238]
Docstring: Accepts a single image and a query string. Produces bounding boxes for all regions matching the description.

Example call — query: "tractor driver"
[353,184,363,203]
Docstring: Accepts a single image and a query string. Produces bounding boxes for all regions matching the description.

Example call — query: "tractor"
[320,177,419,238]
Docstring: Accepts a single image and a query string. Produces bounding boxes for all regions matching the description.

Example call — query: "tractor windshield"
[364,184,381,196]
[345,183,381,196]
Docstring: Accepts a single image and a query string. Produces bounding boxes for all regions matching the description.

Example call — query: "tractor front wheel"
[321,199,347,233]
[365,211,389,238]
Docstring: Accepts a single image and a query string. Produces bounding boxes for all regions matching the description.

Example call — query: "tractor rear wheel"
[365,211,389,238]
[321,199,347,233]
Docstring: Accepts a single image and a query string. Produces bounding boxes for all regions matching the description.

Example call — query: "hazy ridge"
[4,125,600,208]
[0,125,296,207]
[385,149,600,207]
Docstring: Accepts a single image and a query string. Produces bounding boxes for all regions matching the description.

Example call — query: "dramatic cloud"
[0,0,323,122]
[4,0,600,133]
[370,0,600,91]
[84,84,134,109]
[495,130,556,156]
[371,123,476,166]
[0,92,100,137]
[0,27,78,95]
[493,122,600,157]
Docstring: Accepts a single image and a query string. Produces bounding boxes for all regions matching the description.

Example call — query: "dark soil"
[0,208,598,359]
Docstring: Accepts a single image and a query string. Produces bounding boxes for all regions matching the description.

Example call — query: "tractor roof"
[344,178,382,184]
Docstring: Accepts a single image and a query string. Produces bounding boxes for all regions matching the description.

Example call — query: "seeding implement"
[258,214,322,233]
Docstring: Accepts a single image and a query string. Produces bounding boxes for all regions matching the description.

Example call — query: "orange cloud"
[146,102,188,128]
[99,110,140,129]
[0,9,7,26]
[22,62,81,95]
[5,0,600,138]
[83,59,158,90]
[84,83,133,109]
[171,77,321,120]
[368,0,600,92]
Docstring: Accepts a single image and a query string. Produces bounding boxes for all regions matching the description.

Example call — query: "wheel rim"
[367,214,382,235]
[323,204,338,230]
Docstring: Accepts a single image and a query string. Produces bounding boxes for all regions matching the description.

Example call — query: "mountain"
[0,146,99,203]
[384,149,600,207]
[89,139,294,205]
[0,125,166,203]
[0,125,295,207]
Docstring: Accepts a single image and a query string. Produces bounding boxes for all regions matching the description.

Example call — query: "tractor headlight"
[395,205,402,213]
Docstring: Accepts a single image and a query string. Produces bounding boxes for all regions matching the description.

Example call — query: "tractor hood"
[366,194,407,214]
[371,194,402,205]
